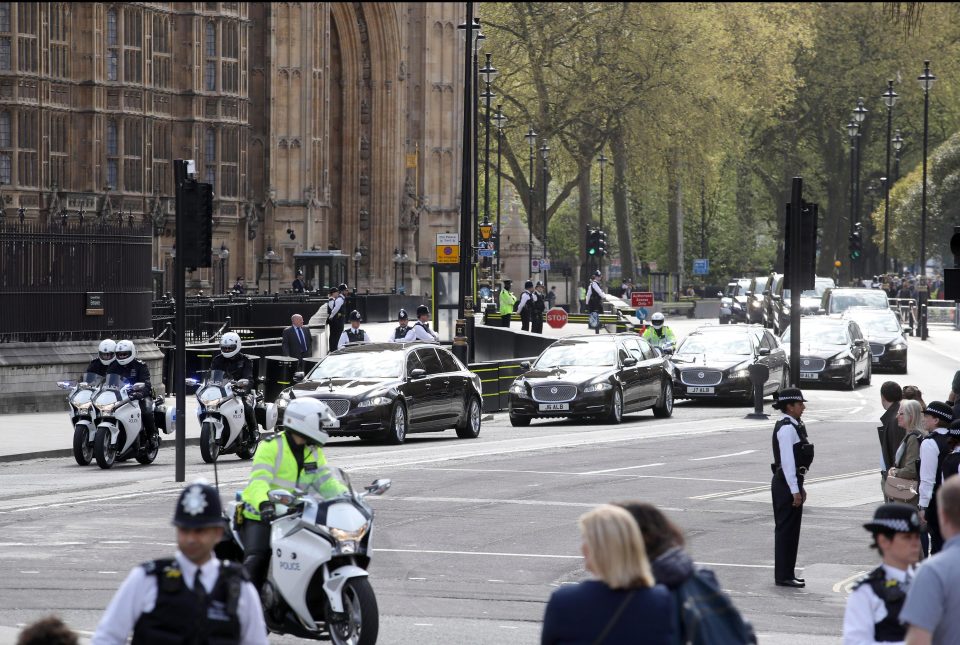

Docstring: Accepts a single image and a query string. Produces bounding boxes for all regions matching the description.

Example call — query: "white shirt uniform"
[842,564,912,645]
[338,328,370,348]
[776,414,803,494]
[517,291,534,313]
[919,427,948,507]
[587,280,604,302]
[328,295,345,320]
[404,321,440,343]
[91,550,268,645]
[389,325,411,342]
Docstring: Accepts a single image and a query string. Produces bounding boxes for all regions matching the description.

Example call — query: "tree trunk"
[611,125,633,282]
[667,154,683,286]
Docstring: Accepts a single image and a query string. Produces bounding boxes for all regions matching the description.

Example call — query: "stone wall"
[0,340,163,414]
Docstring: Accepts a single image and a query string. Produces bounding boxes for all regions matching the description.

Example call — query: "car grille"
[532,384,577,402]
[869,342,885,357]
[316,398,351,417]
[799,358,826,372]
[680,370,723,386]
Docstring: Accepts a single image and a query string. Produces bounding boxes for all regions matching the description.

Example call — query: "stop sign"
[546,307,568,329]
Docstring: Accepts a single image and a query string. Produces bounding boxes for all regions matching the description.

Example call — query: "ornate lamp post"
[852,98,868,281]
[847,120,859,283]
[264,246,278,295]
[479,54,497,231]
[353,247,362,293]
[393,248,401,294]
[219,243,229,294]
[917,60,936,340]
[598,152,608,274]
[524,127,537,277]
[493,104,506,278]
[540,140,550,290]
[892,130,904,181]
[881,81,898,273]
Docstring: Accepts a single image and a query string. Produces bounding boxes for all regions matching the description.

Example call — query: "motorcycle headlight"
[583,382,612,392]
[75,401,94,411]
[358,396,391,408]
[729,369,750,379]
[732,303,742,310]
[509,382,528,398]
[96,401,117,413]
[330,523,369,553]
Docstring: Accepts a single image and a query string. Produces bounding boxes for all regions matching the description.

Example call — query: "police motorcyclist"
[389,309,412,342]
[239,398,347,591]
[91,481,268,645]
[85,338,116,379]
[210,332,259,441]
[404,305,440,343]
[642,312,677,350]
[337,310,370,348]
[108,340,158,441]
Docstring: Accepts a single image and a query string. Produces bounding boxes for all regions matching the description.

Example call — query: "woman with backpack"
[617,501,756,645]
[887,400,928,555]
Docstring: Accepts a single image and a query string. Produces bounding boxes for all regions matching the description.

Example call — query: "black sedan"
[672,325,788,403]
[842,308,909,373]
[276,342,483,444]
[719,278,752,324]
[781,318,872,389]
[507,334,674,427]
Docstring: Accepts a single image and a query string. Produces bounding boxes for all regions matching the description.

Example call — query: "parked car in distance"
[841,308,908,374]
[276,342,483,444]
[718,278,752,324]
[781,317,872,390]
[819,287,890,316]
[762,272,783,329]
[507,334,674,427]
[772,276,835,335]
[746,276,769,325]
[672,324,788,403]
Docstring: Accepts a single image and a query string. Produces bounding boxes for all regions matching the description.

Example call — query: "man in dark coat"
[879,381,905,500]
[281,314,312,366]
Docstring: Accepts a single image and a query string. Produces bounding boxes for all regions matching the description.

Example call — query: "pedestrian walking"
[281,314,313,365]
[900,476,960,645]
[91,481,267,645]
[947,370,960,420]
[540,504,675,645]
[499,279,516,328]
[517,280,535,332]
[546,285,557,309]
[531,281,546,334]
[325,285,346,354]
[879,381,905,500]
[888,400,929,557]
[917,402,956,554]
[586,270,605,335]
[291,271,305,293]
[842,503,921,645]
[770,388,814,588]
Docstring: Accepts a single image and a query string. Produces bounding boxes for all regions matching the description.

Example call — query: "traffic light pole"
[789,177,802,388]
[173,159,188,483]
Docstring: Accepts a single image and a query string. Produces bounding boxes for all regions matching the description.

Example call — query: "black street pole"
[173,158,188,483]
[882,80,898,274]
[919,60,935,340]
[541,141,549,292]
[789,177,803,387]
[494,105,504,278]
[852,97,868,283]
[472,30,481,254]
[598,153,606,275]
[481,55,494,232]
[525,127,536,279]
[457,6,478,320]
[848,122,857,285]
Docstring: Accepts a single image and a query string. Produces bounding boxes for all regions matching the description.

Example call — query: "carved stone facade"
[0,2,466,295]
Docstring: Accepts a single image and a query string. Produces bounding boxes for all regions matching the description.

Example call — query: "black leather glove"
[258,501,276,522]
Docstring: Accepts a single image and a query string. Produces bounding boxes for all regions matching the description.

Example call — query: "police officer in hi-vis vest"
[91,481,267,645]
[770,387,814,588]
[389,309,412,342]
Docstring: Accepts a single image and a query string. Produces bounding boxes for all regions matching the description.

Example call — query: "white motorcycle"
[56,372,104,466]
[89,373,170,469]
[188,370,277,463]
[218,469,391,645]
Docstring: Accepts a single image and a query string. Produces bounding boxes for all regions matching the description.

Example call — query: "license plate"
[539,403,569,412]
[872,356,879,363]
[688,386,715,394]
[800,372,819,380]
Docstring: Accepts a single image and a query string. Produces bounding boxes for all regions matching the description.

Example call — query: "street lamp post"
[524,127,537,277]
[881,80,898,274]
[353,247,362,293]
[892,130,904,182]
[219,243,229,294]
[493,104,506,278]
[918,60,936,340]
[847,120,859,283]
[479,54,497,232]
[456,9,480,321]
[393,248,401,293]
[540,140,550,291]
[264,246,278,294]
[598,152,607,276]
[852,97,868,282]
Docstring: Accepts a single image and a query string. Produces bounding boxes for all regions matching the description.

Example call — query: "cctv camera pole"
[789,177,802,387]
[173,159,189,482]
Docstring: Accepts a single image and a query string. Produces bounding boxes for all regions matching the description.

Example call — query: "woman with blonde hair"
[888,399,928,556]
[541,504,674,645]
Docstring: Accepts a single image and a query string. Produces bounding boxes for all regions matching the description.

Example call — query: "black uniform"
[921,431,953,554]
[84,358,112,379]
[210,353,257,436]
[771,415,814,583]
[108,359,157,436]
[392,325,411,342]
[531,291,546,334]
[326,295,346,353]
[848,566,908,643]
[518,290,535,332]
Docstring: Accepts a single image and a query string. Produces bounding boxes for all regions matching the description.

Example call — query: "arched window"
[106,120,118,155]
[204,22,216,90]
[106,9,119,80]
[0,110,10,184]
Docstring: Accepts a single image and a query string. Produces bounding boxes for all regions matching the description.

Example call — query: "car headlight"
[509,382,528,398]
[829,356,852,366]
[358,396,391,408]
[583,382,613,392]
[729,369,750,379]
[732,303,742,310]
[890,342,907,350]
[751,300,762,308]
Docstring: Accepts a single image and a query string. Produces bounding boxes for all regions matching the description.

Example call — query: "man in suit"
[281,314,312,368]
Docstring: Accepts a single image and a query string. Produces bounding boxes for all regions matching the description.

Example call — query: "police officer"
[404,305,440,343]
[291,271,305,294]
[499,279,517,328]
[91,481,268,645]
[586,270,605,334]
[917,401,956,554]
[325,285,346,354]
[842,503,921,644]
[770,387,814,588]
[85,338,116,379]
[531,281,546,334]
[389,309,412,342]
[239,398,346,592]
[517,280,536,332]
[642,312,677,350]
[108,340,159,440]
[337,310,370,348]
[210,332,259,441]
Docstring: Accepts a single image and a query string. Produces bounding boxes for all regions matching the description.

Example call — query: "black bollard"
[452,318,469,365]
[745,363,770,419]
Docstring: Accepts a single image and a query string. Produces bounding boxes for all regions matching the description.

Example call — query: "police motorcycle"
[56,372,105,466]
[187,369,277,463]
[218,469,392,644]
[89,373,170,469]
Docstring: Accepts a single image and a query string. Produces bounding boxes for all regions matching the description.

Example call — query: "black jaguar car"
[841,308,909,373]
[276,342,483,444]
[781,318,872,389]
[507,334,674,427]
[672,325,788,403]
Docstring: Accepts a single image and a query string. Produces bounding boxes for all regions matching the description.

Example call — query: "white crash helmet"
[115,340,136,365]
[98,339,117,365]
[651,312,665,328]
[282,398,336,446]
[220,332,241,358]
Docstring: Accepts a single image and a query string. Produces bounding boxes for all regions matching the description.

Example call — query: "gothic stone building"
[0,2,466,295]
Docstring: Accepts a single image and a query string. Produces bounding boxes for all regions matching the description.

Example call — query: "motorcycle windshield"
[82,372,103,386]
[305,467,353,501]
[208,370,227,386]
[104,373,123,390]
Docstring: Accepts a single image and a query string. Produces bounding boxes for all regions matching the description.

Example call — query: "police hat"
[503,279,512,287]
[863,502,922,534]
[348,310,362,322]
[772,387,808,410]
[398,308,408,320]
[338,283,348,292]
[172,482,226,529]
[328,286,340,295]
[416,305,430,317]
[524,280,534,289]
[535,281,543,288]
[924,401,954,425]
[592,270,601,278]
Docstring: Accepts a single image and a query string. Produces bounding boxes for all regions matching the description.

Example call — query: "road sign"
[540,259,551,271]
[437,245,459,263]
[546,307,568,329]
[531,259,540,272]
[437,233,459,245]
[631,292,654,308]
[693,258,710,275]
[636,307,649,321]
[478,249,495,257]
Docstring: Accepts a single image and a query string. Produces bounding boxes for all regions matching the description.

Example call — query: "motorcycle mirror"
[520,361,531,371]
[365,479,392,496]
[235,378,251,389]
[268,489,297,506]
[132,382,146,390]
[56,381,75,389]
[185,378,200,387]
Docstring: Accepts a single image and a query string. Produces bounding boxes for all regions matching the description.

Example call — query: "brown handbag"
[884,474,919,504]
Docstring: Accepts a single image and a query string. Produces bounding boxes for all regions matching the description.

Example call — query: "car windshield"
[782,325,849,345]
[753,277,768,292]
[851,315,900,334]
[308,351,404,379]
[784,279,834,299]
[677,334,753,356]
[535,343,617,368]
[829,291,888,312]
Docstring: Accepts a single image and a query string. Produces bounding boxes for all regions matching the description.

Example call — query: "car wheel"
[509,413,531,427]
[606,388,623,424]
[455,396,482,439]
[652,380,673,418]
[383,402,407,445]
[860,360,872,386]
[846,366,857,391]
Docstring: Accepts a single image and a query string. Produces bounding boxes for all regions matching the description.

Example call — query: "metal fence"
[0,221,153,343]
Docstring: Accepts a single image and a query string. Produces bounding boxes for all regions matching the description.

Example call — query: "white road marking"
[20,571,39,574]
[406,467,765,484]
[413,623,434,626]
[577,462,665,475]
[381,496,598,509]
[690,450,756,461]
[487,579,505,583]
[101,540,130,544]
[499,626,520,629]
[690,469,877,500]
[98,571,118,574]
[0,542,84,547]
[833,571,869,593]
[408,577,427,581]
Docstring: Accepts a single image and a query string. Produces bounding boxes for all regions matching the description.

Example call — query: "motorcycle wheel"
[326,577,379,645]
[136,434,159,464]
[72,427,93,466]
[237,429,259,460]
[94,427,116,469]
[200,421,220,463]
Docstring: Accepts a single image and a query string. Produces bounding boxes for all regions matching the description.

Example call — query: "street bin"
[263,355,299,403]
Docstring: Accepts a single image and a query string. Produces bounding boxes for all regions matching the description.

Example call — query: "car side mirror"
[292,371,305,383]
[854,338,866,347]
[623,357,638,367]
[758,347,771,356]
[520,361,531,371]
[409,368,426,380]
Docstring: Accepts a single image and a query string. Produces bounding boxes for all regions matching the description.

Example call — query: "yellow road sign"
[437,245,459,264]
